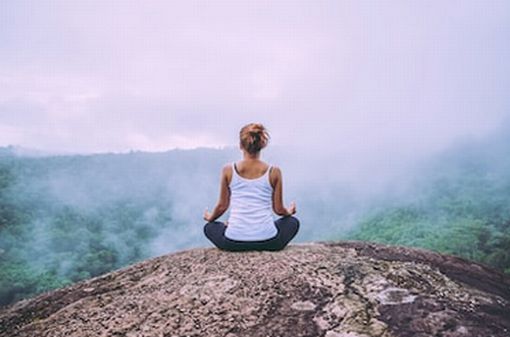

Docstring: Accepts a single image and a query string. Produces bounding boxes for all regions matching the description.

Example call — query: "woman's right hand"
[203,207,213,222]
[286,201,297,215]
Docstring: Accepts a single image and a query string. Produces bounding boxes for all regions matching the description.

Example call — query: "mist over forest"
[1,124,510,307]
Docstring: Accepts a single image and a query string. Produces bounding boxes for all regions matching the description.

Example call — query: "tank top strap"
[231,162,237,180]
[266,165,273,186]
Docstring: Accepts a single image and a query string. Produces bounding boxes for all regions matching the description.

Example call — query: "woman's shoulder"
[254,160,279,175]
[268,164,282,188]
[222,162,235,173]
[221,162,234,182]
[268,163,281,173]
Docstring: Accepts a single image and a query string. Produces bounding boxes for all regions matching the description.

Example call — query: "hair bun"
[239,123,270,154]
[249,131,261,141]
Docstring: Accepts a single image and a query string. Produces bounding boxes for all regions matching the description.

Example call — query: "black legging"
[203,216,300,252]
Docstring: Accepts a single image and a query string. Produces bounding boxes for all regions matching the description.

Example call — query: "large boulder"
[1,241,509,337]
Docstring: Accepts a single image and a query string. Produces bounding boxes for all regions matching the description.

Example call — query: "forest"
[1,130,509,307]
[345,134,510,272]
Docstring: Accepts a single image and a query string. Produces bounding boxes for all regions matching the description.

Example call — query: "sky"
[0,0,509,158]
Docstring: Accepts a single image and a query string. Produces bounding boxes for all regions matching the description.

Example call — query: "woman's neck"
[242,151,260,161]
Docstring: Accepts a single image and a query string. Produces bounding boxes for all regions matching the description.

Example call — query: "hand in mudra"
[203,207,213,222]
[287,201,297,215]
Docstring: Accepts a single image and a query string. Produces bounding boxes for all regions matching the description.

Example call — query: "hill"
[1,241,509,337]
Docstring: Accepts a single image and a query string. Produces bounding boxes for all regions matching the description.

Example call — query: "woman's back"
[224,160,278,241]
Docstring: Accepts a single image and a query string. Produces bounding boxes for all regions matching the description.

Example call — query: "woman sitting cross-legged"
[203,122,300,252]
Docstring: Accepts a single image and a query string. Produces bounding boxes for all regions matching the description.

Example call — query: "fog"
[2,0,509,223]
[1,1,510,305]
[2,117,510,306]
[3,115,509,257]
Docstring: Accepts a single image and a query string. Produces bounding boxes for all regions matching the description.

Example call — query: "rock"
[376,287,417,305]
[0,241,509,337]
[291,300,317,311]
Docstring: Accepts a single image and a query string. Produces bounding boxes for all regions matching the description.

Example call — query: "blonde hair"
[239,123,270,154]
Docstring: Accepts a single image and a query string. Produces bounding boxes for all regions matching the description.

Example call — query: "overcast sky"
[0,0,509,158]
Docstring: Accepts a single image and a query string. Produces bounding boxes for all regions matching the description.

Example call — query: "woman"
[203,122,300,251]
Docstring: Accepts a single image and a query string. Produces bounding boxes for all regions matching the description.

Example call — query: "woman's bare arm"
[204,165,231,222]
[271,166,296,216]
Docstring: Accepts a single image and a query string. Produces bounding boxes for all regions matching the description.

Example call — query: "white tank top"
[225,161,278,241]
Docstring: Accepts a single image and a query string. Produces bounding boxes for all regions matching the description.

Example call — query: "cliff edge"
[1,241,509,337]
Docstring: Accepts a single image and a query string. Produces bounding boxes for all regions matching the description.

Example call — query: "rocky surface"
[1,241,509,337]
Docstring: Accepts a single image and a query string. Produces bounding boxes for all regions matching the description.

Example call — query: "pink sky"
[0,0,509,158]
